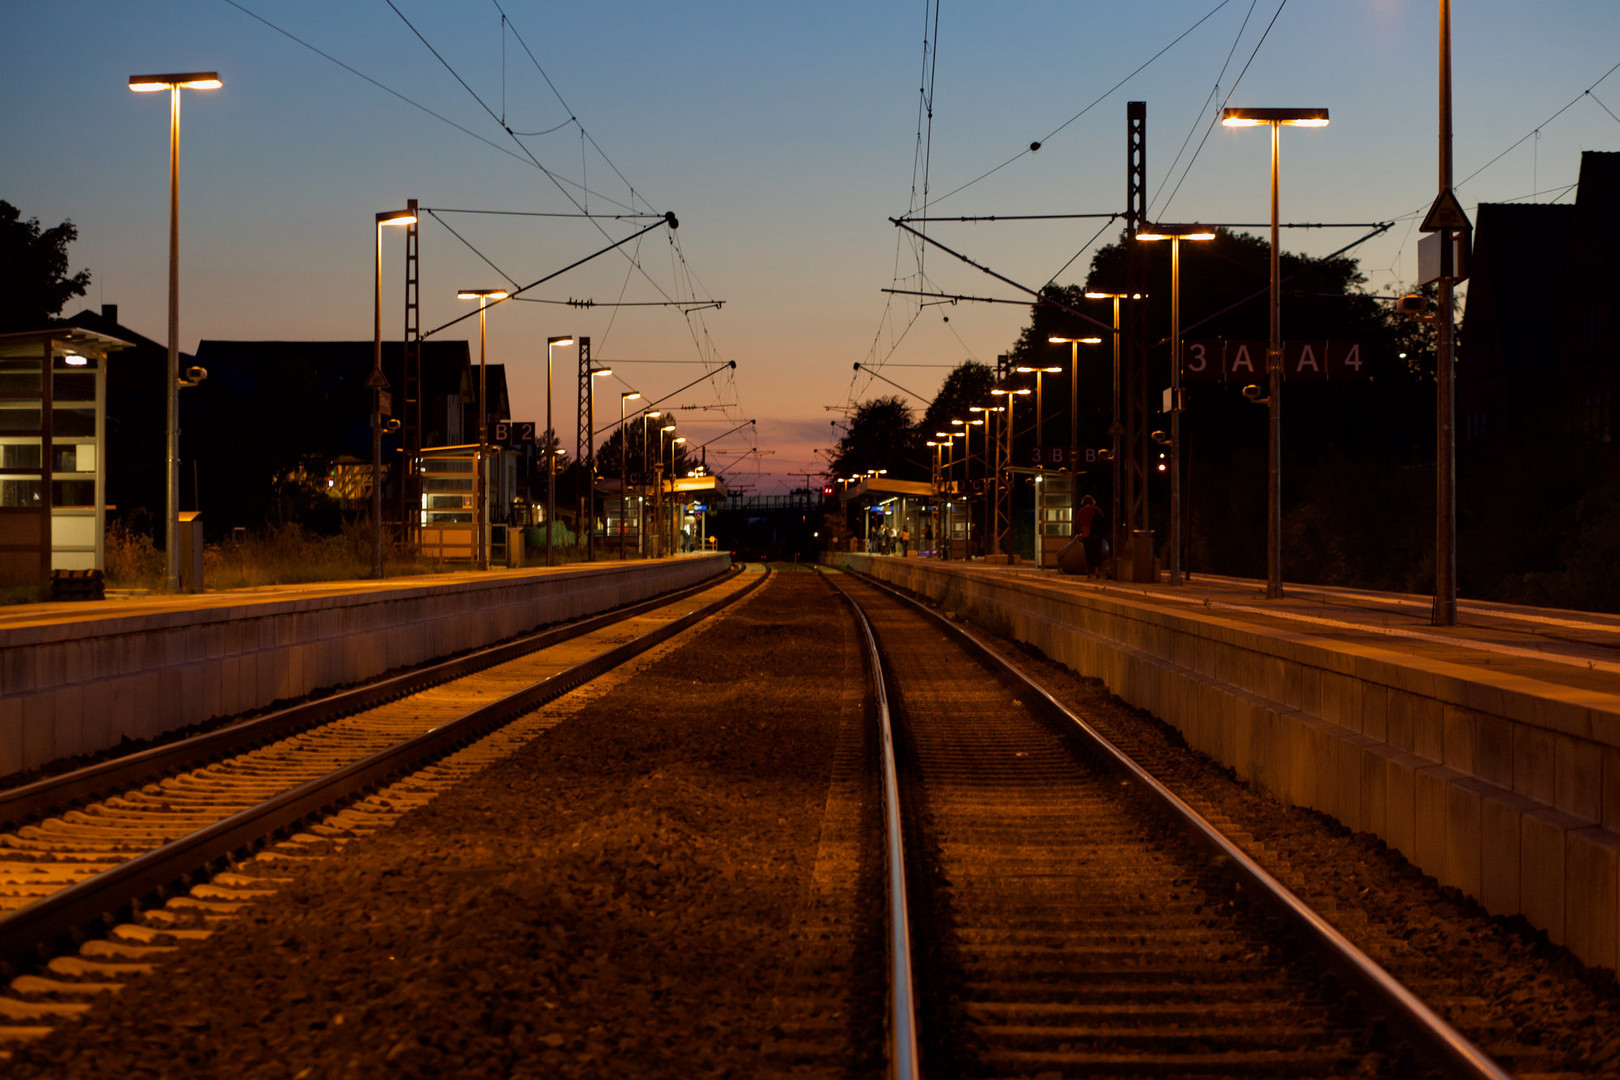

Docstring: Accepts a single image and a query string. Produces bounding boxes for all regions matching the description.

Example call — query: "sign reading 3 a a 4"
[1183,339,1367,382]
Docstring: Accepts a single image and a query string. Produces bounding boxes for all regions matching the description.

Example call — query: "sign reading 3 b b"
[1183,339,1367,382]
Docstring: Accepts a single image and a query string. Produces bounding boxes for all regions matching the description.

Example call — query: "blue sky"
[3,1,1617,492]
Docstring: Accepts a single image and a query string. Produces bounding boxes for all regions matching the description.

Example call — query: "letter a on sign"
[1296,342,1320,373]
[1228,342,1258,375]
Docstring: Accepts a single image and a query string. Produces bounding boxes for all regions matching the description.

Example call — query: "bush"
[104,520,165,589]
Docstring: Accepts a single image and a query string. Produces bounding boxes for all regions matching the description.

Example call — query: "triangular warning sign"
[365,367,390,390]
[1420,188,1471,232]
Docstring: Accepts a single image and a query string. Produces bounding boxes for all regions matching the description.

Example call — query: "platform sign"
[1184,340,1367,382]
[1025,446,1107,468]
[494,421,537,445]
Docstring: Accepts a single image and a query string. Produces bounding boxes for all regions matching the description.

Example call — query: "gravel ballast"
[6,564,1620,1077]
[5,567,881,1079]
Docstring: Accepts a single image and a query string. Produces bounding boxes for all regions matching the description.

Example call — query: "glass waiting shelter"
[0,328,128,586]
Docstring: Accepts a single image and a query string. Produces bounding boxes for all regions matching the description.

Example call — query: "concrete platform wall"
[830,554,1620,975]
[0,556,729,777]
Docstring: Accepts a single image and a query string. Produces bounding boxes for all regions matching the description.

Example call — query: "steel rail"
[0,564,743,831]
[848,569,1513,1080]
[825,570,920,1080]
[0,565,767,976]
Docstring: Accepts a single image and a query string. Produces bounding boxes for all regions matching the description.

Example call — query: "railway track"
[828,567,1512,1080]
[0,563,764,1002]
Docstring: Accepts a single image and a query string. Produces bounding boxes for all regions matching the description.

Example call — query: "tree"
[0,200,91,331]
[831,396,925,481]
[920,360,996,438]
[995,228,1429,585]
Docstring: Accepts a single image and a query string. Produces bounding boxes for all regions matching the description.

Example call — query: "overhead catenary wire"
[926,0,1240,210]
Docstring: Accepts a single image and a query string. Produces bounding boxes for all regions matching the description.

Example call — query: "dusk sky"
[4,1,1618,494]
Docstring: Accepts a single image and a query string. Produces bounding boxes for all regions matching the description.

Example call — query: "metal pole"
[1266,120,1284,599]
[1434,0,1458,625]
[372,222,384,579]
[1170,237,1183,586]
[546,342,554,567]
[477,301,489,570]
[1110,298,1123,580]
[165,85,180,593]
[1068,339,1079,506]
[620,398,628,561]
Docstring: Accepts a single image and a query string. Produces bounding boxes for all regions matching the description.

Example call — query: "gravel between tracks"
[10,565,1620,1077]
[969,616,1620,1078]
[4,567,880,1080]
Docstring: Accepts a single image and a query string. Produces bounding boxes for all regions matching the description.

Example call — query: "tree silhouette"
[0,200,91,332]
[831,396,925,481]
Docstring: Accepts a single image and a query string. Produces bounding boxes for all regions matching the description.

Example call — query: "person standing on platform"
[1075,495,1106,578]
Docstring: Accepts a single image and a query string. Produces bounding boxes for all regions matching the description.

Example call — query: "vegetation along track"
[0,564,764,984]
[827,567,1511,1080]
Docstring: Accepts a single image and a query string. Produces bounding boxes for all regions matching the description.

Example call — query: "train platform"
[0,554,730,779]
[828,552,1620,972]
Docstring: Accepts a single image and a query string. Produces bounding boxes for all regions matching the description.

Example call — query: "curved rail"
[0,563,745,830]
[0,565,767,976]
[830,575,919,1080]
[847,568,1513,1080]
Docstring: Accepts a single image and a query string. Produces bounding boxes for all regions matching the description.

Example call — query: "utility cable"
[928,0,1237,209]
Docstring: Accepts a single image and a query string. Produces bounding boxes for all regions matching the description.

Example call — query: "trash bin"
[1131,529,1155,583]
[507,527,525,568]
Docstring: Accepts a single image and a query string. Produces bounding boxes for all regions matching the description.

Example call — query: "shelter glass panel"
[51,373,96,402]
[0,480,42,507]
[0,407,42,433]
[1,444,41,469]
[51,408,96,438]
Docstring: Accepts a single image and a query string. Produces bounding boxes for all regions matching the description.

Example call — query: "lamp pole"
[1083,293,1137,578]
[619,392,640,560]
[1222,107,1328,599]
[584,365,612,562]
[991,387,1029,558]
[639,412,662,556]
[456,289,508,570]
[371,209,416,579]
[1434,0,1458,625]
[669,434,686,552]
[129,71,221,593]
[545,336,575,567]
[1048,336,1102,551]
[658,423,677,556]
[1137,226,1214,586]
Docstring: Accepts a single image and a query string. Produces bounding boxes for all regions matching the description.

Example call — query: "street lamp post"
[1082,293,1139,579]
[371,209,416,580]
[1222,106,1329,599]
[584,365,612,562]
[1136,226,1215,586]
[545,335,575,567]
[456,289,509,570]
[639,412,662,556]
[1048,336,1103,560]
[991,387,1030,557]
[668,434,686,552]
[129,71,221,593]
[970,405,1004,556]
[619,392,640,560]
[1434,0,1459,626]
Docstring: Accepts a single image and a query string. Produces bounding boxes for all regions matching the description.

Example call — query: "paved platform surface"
[0,560,680,634]
[956,562,1620,702]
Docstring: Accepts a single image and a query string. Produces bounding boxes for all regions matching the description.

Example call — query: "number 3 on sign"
[1186,341,1210,374]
